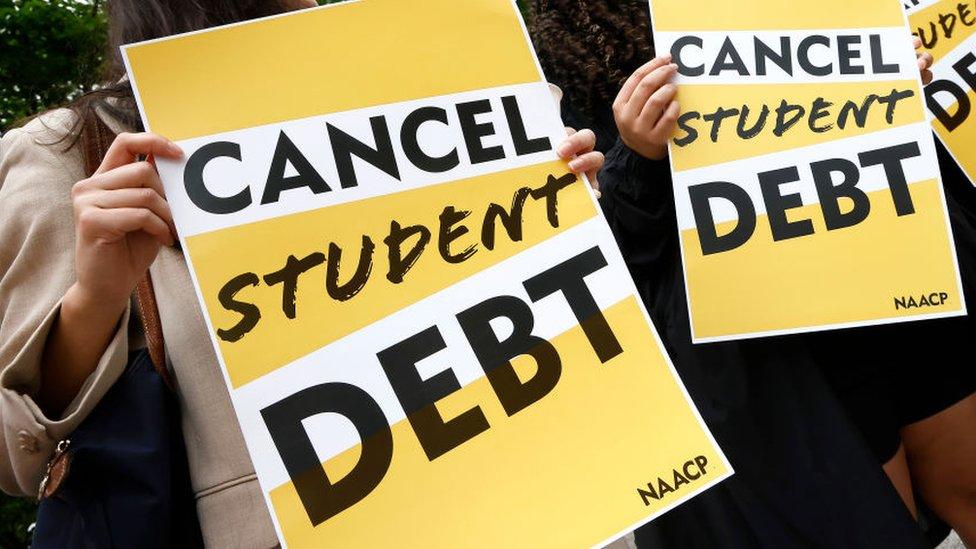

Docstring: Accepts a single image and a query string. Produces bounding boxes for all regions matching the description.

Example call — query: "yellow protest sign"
[649,0,966,342]
[907,0,976,184]
[122,1,729,546]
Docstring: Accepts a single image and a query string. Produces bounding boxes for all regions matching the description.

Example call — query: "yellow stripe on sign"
[269,297,729,547]
[909,0,976,64]
[651,0,905,32]
[124,0,540,141]
[671,80,926,172]
[682,178,963,340]
[932,87,976,185]
[186,160,597,388]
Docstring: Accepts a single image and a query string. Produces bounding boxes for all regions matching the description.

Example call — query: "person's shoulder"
[2,108,79,157]
[0,109,84,219]
[1,109,84,184]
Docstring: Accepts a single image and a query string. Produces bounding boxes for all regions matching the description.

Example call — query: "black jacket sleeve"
[598,138,679,280]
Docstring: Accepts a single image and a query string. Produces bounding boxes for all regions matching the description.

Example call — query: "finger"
[917,51,934,71]
[565,127,577,136]
[637,83,679,132]
[649,100,681,142]
[96,132,183,175]
[557,128,597,159]
[587,171,601,199]
[87,187,175,235]
[568,151,605,174]
[623,64,679,123]
[614,54,673,111]
[913,35,922,50]
[86,161,167,197]
[922,69,934,85]
[79,207,173,246]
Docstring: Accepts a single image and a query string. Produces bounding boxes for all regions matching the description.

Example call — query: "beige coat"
[0,110,279,547]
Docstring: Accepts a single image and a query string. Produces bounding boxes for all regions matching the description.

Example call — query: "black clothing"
[595,138,929,548]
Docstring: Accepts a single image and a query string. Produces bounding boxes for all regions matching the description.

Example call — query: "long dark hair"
[529,0,655,121]
[64,0,294,147]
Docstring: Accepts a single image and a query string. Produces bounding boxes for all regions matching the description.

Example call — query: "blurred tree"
[0,0,107,130]
[0,492,34,547]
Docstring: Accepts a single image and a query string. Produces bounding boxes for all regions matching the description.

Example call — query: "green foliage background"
[0,0,107,130]
[0,0,531,545]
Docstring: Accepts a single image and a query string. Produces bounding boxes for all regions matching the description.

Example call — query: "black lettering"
[774,100,806,136]
[384,221,431,284]
[674,112,702,146]
[260,383,392,526]
[482,187,532,250]
[672,35,705,76]
[837,94,878,129]
[760,166,815,241]
[858,141,921,216]
[328,116,400,188]
[702,106,741,142]
[217,272,261,342]
[798,35,832,76]
[456,296,561,416]
[755,36,793,76]
[326,237,374,301]
[837,35,865,75]
[710,37,749,76]
[401,107,460,173]
[184,141,251,215]
[377,327,490,460]
[438,207,477,263]
[263,253,326,319]
[876,88,916,123]
[457,99,505,164]
[689,182,757,255]
[809,97,834,133]
[695,455,709,474]
[529,173,578,227]
[262,131,331,205]
[638,484,660,505]
[502,95,552,155]
[870,34,899,74]
[523,246,623,363]
[926,79,970,131]
[736,104,770,139]
[811,158,870,230]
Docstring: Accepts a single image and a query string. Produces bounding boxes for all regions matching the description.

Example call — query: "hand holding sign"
[613,55,681,161]
[70,133,182,307]
[915,36,935,84]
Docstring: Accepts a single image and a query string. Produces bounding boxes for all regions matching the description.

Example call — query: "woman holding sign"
[531,1,976,547]
[0,0,609,546]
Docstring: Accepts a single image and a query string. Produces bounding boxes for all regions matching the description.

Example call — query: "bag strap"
[81,113,174,391]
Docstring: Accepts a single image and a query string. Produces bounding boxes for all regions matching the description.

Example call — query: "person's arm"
[598,138,677,276]
[37,132,180,416]
[0,117,179,496]
[592,55,682,275]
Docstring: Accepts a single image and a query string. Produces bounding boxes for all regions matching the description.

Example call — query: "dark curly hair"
[529,0,655,120]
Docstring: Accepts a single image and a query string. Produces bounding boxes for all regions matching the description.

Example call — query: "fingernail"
[557,143,572,157]
[669,63,679,70]
[169,142,184,157]
[663,53,673,62]
[568,159,583,171]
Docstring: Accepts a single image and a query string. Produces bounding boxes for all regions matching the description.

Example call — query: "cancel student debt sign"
[649,0,966,342]
[907,0,976,185]
[122,1,729,546]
